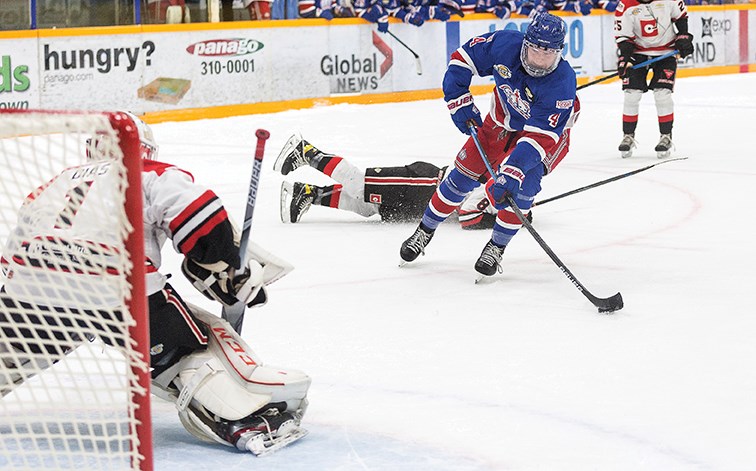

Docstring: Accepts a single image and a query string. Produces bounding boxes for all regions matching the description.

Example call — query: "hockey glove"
[675,33,694,58]
[182,257,268,309]
[617,42,635,78]
[485,165,524,210]
[447,93,482,135]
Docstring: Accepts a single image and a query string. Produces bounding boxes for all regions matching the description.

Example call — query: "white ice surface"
[148,73,756,470]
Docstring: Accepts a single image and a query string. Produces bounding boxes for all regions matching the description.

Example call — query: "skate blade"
[273,135,301,174]
[657,151,671,159]
[247,428,309,456]
[279,181,293,223]
[620,150,633,159]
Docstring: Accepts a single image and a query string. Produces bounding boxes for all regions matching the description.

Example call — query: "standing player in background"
[614,0,694,158]
[0,113,310,455]
[274,134,530,229]
[398,12,578,279]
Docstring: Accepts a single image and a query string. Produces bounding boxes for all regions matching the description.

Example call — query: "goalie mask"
[86,111,158,161]
[520,12,566,78]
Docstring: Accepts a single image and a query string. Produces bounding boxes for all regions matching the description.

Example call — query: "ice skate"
[654,134,673,159]
[618,134,637,159]
[280,181,316,223]
[399,224,434,265]
[474,240,505,283]
[274,135,325,175]
[221,408,307,456]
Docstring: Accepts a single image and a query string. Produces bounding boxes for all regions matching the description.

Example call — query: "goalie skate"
[618,134,637,159]
[246,425,309,456]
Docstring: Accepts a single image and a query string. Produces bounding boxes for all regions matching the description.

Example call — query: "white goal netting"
[0,111,151,470]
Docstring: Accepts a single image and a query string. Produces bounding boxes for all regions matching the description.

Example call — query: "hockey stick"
[532,157,687,208]
[576,50,678,91]
[469,125,623,313]
[387,30,422,75]
[222,128,271,333]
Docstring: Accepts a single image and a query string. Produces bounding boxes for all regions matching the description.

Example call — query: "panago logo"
[186,38,264,57]
[498,84,531,119]
[640,19,658,37]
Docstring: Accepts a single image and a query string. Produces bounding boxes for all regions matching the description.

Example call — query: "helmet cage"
[520,40,562,78]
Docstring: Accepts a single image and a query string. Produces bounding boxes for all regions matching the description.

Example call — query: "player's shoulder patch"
[494,64,512,79]
[556,99,573,109]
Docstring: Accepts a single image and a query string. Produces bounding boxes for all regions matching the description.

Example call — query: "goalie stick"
[469,125,624,313]
[387,30,422,75]
[532,157,688,208]
[223,128,270,333]
[576,50,678,91]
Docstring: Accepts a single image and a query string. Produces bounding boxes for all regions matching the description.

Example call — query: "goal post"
[0,110,152,470]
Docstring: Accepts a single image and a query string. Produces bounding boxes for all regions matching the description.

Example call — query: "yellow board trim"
[142,64,756,124]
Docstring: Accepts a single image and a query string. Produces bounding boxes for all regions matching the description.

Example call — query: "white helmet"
[122,111,158,161]
[86,111,159,161]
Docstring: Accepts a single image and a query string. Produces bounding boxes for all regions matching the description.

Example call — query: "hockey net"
[0,110,151,470]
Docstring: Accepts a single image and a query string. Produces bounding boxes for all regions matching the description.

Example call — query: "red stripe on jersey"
[636,43,676,54]
[364,177,439,186]
[143,160,194,180]
[623,114,639,123]
[450,50,470,67]
[177,208,229,255]
[169,190,216,233]
[321,156,343,177]
[658,113,674,123]
[459,214,483,228]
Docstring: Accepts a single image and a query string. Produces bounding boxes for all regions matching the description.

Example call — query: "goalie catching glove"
[182,257,268,309]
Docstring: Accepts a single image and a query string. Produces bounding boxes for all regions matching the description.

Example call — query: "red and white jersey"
[142,160,238,296]
[1,158,239,304]
[614,0,687,56]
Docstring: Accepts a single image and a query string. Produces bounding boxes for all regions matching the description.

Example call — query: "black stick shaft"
[577,50,678,91]
[469,126,623,313]
[532,157,687,208]
[222,128,270,333]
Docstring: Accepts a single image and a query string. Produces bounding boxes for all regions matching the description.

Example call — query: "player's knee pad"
[622,89,643,116]
[653,88,674,116]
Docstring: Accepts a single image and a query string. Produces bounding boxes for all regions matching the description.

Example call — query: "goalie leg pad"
[164,305,310,422]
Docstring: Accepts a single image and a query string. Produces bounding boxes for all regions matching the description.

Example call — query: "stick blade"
[597,292,624,313]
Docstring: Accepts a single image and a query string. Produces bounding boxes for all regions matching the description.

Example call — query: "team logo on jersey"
[373,167,382,173]
[640,19,658,37]
[616,0,625,13]
[498,84,531,119]
[663,69,674,79]
[369,194,382,204]
[458,148,467,161]
[494,64,512,79]
[556,99,573,109]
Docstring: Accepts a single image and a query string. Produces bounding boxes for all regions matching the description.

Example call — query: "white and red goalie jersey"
[1,158,240,305]
[614,0,687,56]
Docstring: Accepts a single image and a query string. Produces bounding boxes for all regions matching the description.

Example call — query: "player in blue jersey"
[399,12,578,279]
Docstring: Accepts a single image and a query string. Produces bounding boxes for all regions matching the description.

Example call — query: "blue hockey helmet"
[521,12,566,77]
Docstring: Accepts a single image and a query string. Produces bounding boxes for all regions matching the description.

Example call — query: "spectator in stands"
[147,0,191,23]
[475,0,516,19]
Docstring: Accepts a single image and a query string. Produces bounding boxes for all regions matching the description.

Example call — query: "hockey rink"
[147,73,755,470]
